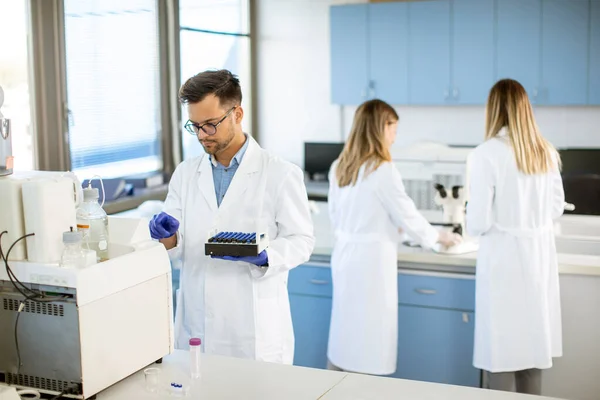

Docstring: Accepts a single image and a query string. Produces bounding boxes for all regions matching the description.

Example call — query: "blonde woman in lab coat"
[466,79,565,395]
[326,99,462,375]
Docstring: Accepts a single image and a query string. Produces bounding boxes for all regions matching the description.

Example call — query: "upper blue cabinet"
[496,0,542,102]
[590,0,600,105]
[541,0,589,105]
[452,0,495,104]
[330,0,597,106]
[369,3,409,104]
[330,5,369,105]
[408,1,451,104]
[330,3,409,105]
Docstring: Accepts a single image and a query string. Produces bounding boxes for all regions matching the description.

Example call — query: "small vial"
[189,337,201,379]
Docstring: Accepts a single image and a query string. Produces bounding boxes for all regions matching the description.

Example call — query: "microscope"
[432,183,478,254]
[433,183,466,235]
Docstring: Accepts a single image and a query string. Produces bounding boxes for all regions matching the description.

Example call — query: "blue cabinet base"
[289,265,480,388]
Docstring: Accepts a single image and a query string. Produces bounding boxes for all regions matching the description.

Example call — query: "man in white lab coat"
[149,70,315,363]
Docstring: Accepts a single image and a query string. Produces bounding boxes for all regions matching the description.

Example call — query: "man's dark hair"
[179,69,242,107]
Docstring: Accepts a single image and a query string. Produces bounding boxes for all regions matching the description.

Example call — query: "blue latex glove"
[149,212,180,240]
[211,250,268,267]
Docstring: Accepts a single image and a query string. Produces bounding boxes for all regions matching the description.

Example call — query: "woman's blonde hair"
[486,79,560,174]
[336,99,398,187]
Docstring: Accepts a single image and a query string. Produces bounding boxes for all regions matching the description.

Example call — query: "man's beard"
[200,125,235,156]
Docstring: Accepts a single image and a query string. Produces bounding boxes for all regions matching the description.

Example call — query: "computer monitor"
[304,142,345,180]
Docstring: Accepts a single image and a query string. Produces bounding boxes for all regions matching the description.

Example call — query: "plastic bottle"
[60,228,86,269]
[189,338,201,379]
[76,183,109,262]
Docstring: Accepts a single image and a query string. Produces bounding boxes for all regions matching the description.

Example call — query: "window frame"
[27,0,256,213]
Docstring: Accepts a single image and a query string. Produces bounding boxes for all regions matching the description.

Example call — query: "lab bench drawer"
[398,273,475,311]
[288,264,333,297]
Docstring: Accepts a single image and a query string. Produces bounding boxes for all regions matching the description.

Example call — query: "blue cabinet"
[408,1,451,104]
[452,0,495,104]
[288,264,333,369]
[541,0,589,105]
[330,5,368,104]
[289,294,332,369]
[496,0,542,102]
[590,0,600,105]
[288,264,480,388]
[330,0,597,106]
[394,272,480,388]
[369,2,409,104]
[395,306,479,387]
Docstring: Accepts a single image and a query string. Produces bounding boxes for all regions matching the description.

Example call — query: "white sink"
[555,237,600,256]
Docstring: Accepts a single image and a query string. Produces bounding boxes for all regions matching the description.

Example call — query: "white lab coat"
[466,133,564,373]
[163,136,314,364]
[327,162,439,375]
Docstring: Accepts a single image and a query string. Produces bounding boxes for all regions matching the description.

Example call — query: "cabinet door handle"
[309,279,329,285]
[415,288,437,295]
[453,88,459,98]
[462,313,469,323]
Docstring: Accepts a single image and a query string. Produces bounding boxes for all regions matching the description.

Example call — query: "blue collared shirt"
[210,135,250,207]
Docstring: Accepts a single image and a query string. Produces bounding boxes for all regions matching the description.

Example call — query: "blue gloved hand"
[211,250,268,267]
[149,212,180,240]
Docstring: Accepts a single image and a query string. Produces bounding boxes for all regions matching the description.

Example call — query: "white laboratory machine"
[394,141,472,212]
[0,215,174,399]
[0,86,173,399]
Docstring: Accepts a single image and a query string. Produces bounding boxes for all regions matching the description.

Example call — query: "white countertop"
[310,203,600,277]
[95,351,562,400]
[115,201,600,276]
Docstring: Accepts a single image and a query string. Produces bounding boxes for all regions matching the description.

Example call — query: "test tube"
[240,233,252,243]
[222,232,232,243]
[250,233,257,244]
[232,232,244,243]
[216,232,228,243]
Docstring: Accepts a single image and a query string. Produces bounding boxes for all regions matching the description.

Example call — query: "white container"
[60,229,87,268]
[0,171,79,261]
[189,337,201,379]
[22,176,81,263]
[77,187,109,262]
[0,175,28,260]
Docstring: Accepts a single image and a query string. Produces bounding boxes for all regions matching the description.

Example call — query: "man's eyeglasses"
[184,106,236,136]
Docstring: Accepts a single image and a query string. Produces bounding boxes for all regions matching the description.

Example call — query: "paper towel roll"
[0,176,28,260]
[22,177,78,263]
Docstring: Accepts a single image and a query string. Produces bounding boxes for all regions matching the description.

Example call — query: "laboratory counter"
[96,351,561,400]
[310,204,600,276]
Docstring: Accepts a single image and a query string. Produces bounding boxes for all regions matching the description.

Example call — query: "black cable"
[2,233,73,395]
[1,232,42,298]
[15,305,22,376]
[1,232,71,302]
[0,231,34,294]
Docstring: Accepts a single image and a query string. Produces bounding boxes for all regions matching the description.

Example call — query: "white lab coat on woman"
[466,131,565,373]
[327,161,439,375]
[163,136,314,363]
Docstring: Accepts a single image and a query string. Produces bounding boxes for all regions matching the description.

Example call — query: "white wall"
[255,0,600,168]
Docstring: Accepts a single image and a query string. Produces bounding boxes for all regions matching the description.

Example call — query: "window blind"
[64,0,162,178]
